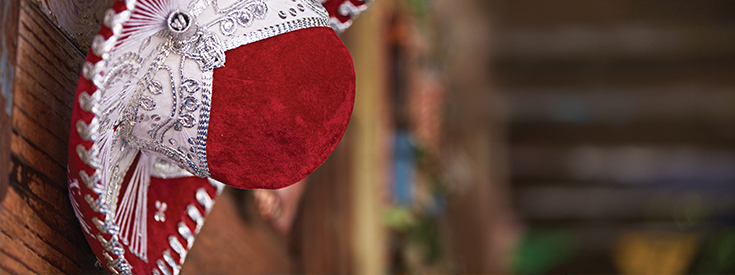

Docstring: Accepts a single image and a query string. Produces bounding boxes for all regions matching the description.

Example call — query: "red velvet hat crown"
[67,0,367,273]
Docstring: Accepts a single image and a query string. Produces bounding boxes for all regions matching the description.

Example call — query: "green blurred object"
[384,205,448,273]
[693,228,735,274]
[384,206,417,231]
[512,229,576,275]
[402,0,431,19]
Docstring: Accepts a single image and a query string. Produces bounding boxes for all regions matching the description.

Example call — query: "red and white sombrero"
[67,0,367,273]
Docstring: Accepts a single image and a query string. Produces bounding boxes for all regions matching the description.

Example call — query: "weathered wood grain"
[12,69,72,143]
[31,0,115,51]
[0,229,55,274]
[12,105,67,166]
[0,0,100,273]
[0,0,20,205]
[8,158,85,242]
[1,187,78,273]
[289,139,353,273]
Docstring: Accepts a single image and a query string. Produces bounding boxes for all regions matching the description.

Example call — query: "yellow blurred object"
[614,231,699,275]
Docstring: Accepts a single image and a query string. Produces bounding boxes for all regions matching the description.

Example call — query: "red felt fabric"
[208,27,355,190]
[138,175,217,272]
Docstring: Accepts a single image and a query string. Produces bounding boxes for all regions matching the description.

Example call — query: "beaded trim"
[73,1,136,273]
[151,179,223,275]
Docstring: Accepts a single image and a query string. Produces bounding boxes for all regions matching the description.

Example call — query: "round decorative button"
[168,10,193,34]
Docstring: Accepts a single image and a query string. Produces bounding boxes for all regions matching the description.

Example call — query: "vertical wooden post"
[344,1,390,273]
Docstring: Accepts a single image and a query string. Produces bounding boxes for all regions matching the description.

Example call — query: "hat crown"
[98,0,331,184]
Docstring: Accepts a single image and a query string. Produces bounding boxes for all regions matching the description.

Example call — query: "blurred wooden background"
[492,1,735,273]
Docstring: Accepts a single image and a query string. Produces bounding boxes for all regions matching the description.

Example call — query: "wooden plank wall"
[1,0,19,220]
[29,0,115,51]
[0,0,100,273]
[288,139,354,273]
[492,0,735,273]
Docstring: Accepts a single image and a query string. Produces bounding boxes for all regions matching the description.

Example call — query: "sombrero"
[67,0,366,273]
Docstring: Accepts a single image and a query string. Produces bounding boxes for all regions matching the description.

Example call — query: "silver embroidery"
[156,259,172,275]
[97,234,126,256]
[186,204,204,233]
[207,177,225,195]
[79,90,101,113]
[162,249,181,275]
[177,222,195,249]
[77,144,101,169]
[77,118,100,141]
[188,0,209,17]
[151,157,194,178]
[102,0,330,179]
[195,188,214,214]
[148,80,163,95]
[86,194,109,215]
[93,216,121,235]
[207,0,268,36]
[139,96,157,111]
[79,169,104,194]
[168,236,187,264]
[170,28,226,70]
[72,0,331,271]
[155,201,168,222]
